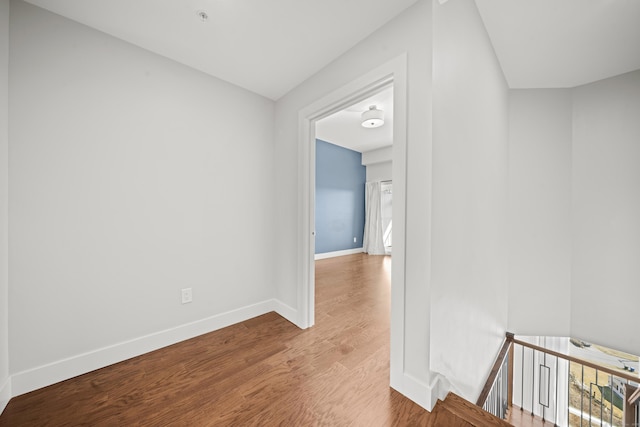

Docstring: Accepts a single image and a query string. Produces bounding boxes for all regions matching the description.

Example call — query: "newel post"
[506,332,515,410]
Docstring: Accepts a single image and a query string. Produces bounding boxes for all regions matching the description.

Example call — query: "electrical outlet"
[181,288,192,304]
[353,237,357,243]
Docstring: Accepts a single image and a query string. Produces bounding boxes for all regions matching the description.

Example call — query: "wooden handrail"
[476,332,639,414]
[513,338,640,383]
[476,332,515,407]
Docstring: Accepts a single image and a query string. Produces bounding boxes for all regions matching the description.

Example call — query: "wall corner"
[0,376,11,416]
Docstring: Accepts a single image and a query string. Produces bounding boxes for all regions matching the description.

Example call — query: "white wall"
[508,89,572,336]
[507,74,640,357]
[571,70,640,356]
[274,0,434,407]
[9,0,275,393]
[0,0,10,414]
[362,146,392,182]
[362,146,392,166]
[430,0,509,401]
[366,162,392,182]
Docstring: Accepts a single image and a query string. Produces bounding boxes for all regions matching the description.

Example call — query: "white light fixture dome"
[361,105,384,128]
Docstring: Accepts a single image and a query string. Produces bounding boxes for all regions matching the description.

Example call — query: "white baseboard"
[273,299,298,326]
[0,376,10,416]
[314,247,364,260]
[11,299,290,398]
[391,372,444,411]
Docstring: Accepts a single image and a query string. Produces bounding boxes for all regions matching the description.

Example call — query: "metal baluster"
[498,374,501,417]
[542,352,546,423]
[532,348,535,416]
[498,382,501,417]
[490,391,496,413]
[497,365,501,417]
[495,386,498,417]
[503,356,508,418]
[497,377,500,417]
[567,361,573,425]
[493,370,497,416]
[496,361,500,417]
[521,344,525,412]
[555,355,559,426]
[504,360,507,418]
[500,372,504,418]
[597,370,602,427]
[497,361,501,417]
[493,383,496,415]
[494,387,496,415]
[610,376,614,427]
[491,391,496,414]
[581,364,584,427]
[628,379,640,426]
[589,383,593,427]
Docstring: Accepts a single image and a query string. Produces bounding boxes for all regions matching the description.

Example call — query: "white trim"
[0,376,10,415]
[273,299,298,325]
[391,372,444,411]
[10,299,284,397]
[388,55,409,402]
[298,53,408,394]
[361,146,393,166]
[314,248,364,260]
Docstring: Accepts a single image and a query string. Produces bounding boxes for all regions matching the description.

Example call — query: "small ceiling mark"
[196,10,209,23]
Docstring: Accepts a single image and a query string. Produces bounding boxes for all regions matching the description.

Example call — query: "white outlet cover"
[181,288,192,304]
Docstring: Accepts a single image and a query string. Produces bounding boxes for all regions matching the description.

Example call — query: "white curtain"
[363,181,386,255]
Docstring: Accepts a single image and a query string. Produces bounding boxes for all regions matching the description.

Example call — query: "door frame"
[296,54,408,388]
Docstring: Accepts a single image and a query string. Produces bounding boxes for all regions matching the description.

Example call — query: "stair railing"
[478,332,640,427]
[476,332,515,420]
[512,337,639,427]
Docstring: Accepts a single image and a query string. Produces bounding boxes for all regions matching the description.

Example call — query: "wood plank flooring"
[0,253,431,426]
[427,393,512,427]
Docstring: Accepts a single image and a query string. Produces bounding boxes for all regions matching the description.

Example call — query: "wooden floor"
[428,393,512,427]
[0,253,431,426]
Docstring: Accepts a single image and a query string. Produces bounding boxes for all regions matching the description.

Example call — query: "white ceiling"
[21,0,640,100]
[22,0,419,100]
[12,0,638,174]
[316,0,640,153]
[316,86,394,154]
[475,0,640,88]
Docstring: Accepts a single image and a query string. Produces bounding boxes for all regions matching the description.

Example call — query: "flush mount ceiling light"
[361,105,384,128]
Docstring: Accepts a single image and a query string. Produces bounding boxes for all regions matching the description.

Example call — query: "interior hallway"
[0,253,429,426]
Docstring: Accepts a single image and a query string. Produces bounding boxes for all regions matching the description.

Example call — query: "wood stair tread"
[428,404,475,427]
[428,392,513,427]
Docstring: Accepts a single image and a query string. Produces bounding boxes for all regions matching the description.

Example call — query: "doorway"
[314,85,393,260]
[296,54,408,391]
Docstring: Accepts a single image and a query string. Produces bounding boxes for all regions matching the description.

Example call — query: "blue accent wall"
[315,139,366,254]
